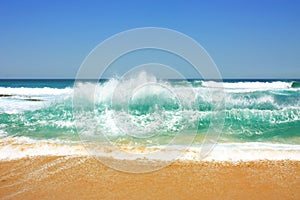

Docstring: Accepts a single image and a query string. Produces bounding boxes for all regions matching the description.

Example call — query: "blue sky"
[0,0,299,79]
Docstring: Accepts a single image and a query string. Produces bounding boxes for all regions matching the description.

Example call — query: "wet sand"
[0,156,299,199]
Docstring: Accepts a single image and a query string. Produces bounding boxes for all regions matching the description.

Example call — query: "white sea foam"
[201,81,296,93]
[203,81,290,89]
[0,87,73,114]
[91,143,300,162]
[0,87,73,97]
[0,136,87,160]
[1,136,299,162]
[184,143,300,162]
[0,98,48,114]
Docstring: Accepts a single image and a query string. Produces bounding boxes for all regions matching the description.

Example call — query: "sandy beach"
[0,156,299,200]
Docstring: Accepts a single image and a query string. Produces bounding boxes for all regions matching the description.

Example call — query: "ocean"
[0,77,300,162]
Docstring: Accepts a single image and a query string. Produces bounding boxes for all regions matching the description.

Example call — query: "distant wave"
[291,81,300,88]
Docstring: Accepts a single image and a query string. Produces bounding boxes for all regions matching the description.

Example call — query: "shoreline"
[0,156,299,199]
[1,135,300,161]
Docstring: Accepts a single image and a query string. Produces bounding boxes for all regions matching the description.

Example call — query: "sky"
[0,0,300,79]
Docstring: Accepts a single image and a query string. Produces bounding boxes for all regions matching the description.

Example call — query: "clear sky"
[0,0,299,79]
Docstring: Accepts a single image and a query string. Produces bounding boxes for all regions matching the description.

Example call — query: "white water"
[0,136,299,162]
[0,87,73,114]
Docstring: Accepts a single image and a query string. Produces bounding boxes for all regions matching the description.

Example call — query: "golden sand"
[0,156,299,199]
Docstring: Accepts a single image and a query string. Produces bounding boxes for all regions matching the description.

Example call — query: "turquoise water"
[0,79,300,146]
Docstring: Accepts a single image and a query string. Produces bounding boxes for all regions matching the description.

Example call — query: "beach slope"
[0,156,299,200]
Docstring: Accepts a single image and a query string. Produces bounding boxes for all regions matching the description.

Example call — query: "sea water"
[0,76,300,161]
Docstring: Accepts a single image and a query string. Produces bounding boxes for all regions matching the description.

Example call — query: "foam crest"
[0,87,73,97]
[202,81,294,92]
[0,86,73,114]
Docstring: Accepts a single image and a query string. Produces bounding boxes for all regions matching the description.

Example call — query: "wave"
[0,76,299,144]
[0,87,73,114]
[0,86,73,96]
[203,81,291,89]
[291,81,300,88]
